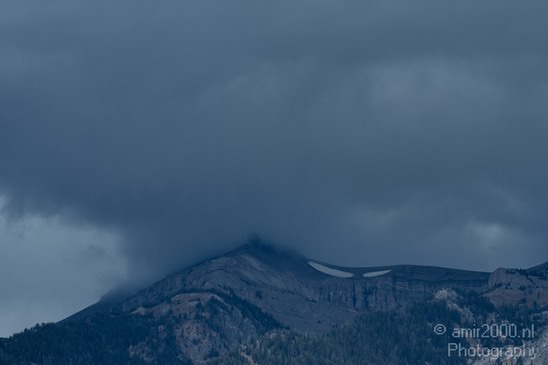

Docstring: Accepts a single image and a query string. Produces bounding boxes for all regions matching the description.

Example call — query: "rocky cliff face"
[129,291,281,363]
[484,267,548,308]
[114,243,490,332]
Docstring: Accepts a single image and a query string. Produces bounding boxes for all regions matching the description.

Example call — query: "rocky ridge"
[1,243,546,365]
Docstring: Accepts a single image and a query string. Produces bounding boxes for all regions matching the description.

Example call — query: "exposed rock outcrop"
[484,267,548,308]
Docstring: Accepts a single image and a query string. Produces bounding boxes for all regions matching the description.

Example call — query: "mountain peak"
[227,240,305,261]
[8,243,548,365]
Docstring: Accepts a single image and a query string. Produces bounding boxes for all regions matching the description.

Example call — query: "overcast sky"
[1,0,548,337]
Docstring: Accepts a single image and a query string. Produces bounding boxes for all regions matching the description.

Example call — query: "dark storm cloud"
[1,0,548,290]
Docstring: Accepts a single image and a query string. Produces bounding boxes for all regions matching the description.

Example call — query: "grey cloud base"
[1,0,547,299]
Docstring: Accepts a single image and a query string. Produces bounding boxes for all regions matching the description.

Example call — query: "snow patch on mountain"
[362,270,391,278]
[307,261,354,278]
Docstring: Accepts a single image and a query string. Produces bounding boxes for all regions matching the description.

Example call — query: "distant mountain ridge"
[69,243,547,322]
[67,243,493,330]
[1,243,546,365]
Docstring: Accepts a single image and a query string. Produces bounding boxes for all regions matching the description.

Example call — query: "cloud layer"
[1,1,547,333]
[0,203,124,336]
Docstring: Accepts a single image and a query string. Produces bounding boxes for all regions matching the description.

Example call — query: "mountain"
[1,243,546,365]
[528,261,548,277]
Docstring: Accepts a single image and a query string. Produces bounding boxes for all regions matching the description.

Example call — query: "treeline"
[1,289,544,365]
[0,289,281,365]
[0,312,190,365]
[209,301,468,365]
